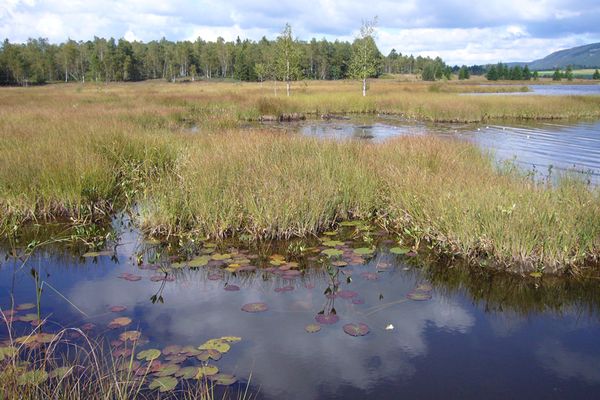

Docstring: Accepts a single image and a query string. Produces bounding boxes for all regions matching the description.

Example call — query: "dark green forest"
[0,34,450,86]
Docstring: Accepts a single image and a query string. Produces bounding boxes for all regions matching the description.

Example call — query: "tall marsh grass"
[1,81,599,273]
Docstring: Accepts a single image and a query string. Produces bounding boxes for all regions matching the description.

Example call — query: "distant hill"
[507,42,600,70]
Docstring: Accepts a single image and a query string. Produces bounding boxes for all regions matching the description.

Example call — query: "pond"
[2,222,600,399]
[296,118,600,183]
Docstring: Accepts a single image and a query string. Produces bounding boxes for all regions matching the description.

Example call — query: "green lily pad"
[305,323,321,333]
[322,248,343,257]
[149,376,178,392]
[175,366,200,379]
[196,349,222,361]
[406,291,432,301]
[530,271,543,278]
[16,303,36,311]
[137,349,161,361]
[196,365,219,379]
[323,231,338,236]
[220,336,242,343]
[188,255,211,268]
[390,247,410,255]
[322,240,344,247]
[353,247,374,255]
[82,250,112,258]
[162,345,182,355]
[199,339,230,353]
[211,253,231,261]
[18,313,39,322]
[18,370,48,386]
[119,331,141,342]
[154,364,180,377]
[340,221,362,227]
[210,373,237,385]
[0,346,17,361]
[48,366,73,380]
[241,302,268,313]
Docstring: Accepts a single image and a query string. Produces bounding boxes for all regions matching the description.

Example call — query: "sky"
[1,0,599,65]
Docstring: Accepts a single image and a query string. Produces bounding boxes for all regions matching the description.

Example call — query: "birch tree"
[349,18,380,96]
[275,23,301,96]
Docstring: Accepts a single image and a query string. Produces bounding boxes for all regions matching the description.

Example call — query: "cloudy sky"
[1,0,599,65]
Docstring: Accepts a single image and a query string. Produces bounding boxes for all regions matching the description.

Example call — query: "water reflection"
[2,238,600,399]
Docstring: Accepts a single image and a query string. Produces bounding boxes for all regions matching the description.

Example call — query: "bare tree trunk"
[362,78,366,96]
[286,81,290,97]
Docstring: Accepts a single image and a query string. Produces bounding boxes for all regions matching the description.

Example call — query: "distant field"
[537,69,599,78]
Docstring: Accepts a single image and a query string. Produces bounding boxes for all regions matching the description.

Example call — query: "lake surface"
[298,118,600,183]
[2,223,600,399]
[467,84,600,96]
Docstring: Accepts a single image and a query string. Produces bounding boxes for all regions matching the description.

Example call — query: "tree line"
[0,24,450,89]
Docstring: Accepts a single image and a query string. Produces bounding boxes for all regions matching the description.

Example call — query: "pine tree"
[552,68,562,81]
[565,65,574,81]
[593,69,600,80]
[523,65,531,80]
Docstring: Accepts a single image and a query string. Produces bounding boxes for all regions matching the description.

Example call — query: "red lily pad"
[352,298,365,305]
[224,284,240,291]
[315,314,339,325]
[241,303,268,313]
[109,305,127,313]
[360,272,379,281]
[274,285,294,293]
[162,345,182,355]
[196,349,222,361]
[207,273,222,281]
[118,273,142,282]
[343,323,370,337]
[338,290,358,299]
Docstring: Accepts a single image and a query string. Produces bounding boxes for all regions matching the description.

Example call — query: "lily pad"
[108,317,132,329]
[149,376,178,392]
[224,284,240,291]
[82,250,112,258]
[241,303,268,313]
[353,247,374,255]
[118,273,142,282]
[323,231,338,236]
[315,314,339,325]
[18,313,39,322]
[109,305,127,313]
[352,298,365,305]
[305,323,321,333]
[322,248,343,257]
[196,365,219,379]
[220,336,242,343]
[188,255,211,268]
[360,272,379,281]
[48,366,73,380]
[162,345,182,356]
[211,253,231,261]
[210,373,237,386]
[406,291,432,301]
[274,285,294,293]
[340,221,362,227]
[530,271,543,278]
[322,240,344,247]
[165,354,187,363]
[155,364,180,377]
[343,323,370,337]
[0,346,17,361]
[338,290,358,299]
[119,330,142,342]
[196,349,222,361]
[18,370,48,386]
[390,246,411,255]
[137,349,161,361]
[199,339,230,353]
[415,283,433,292]
[176,366,200,379]
[16,303,36,311]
